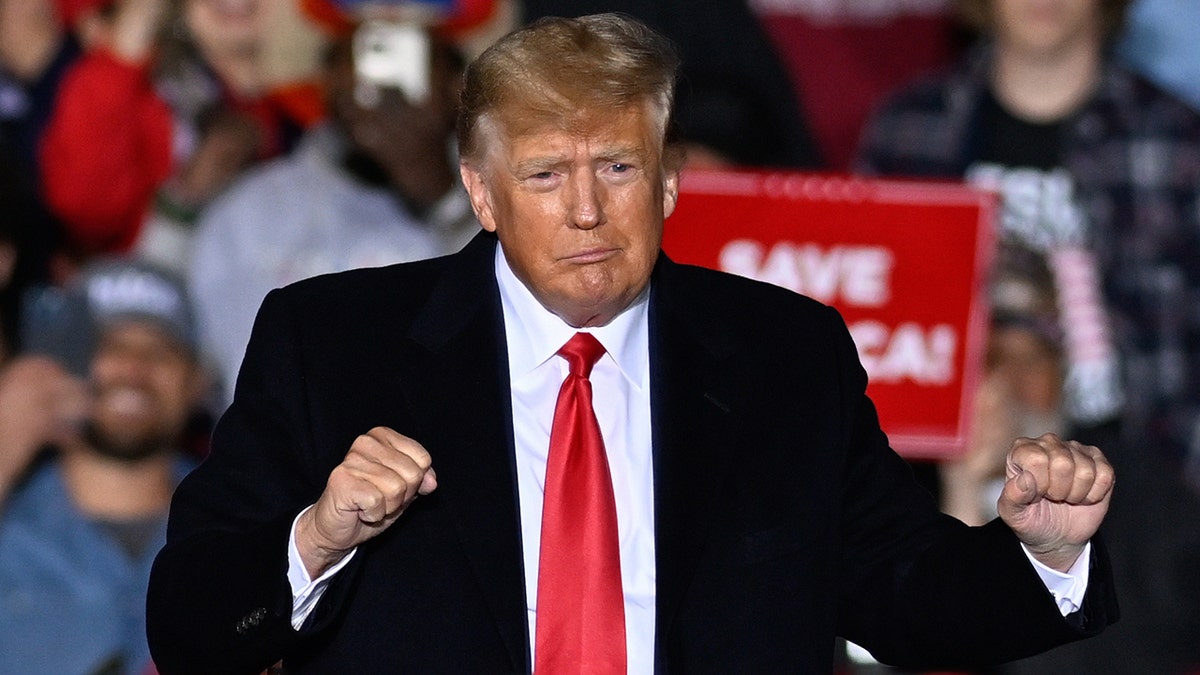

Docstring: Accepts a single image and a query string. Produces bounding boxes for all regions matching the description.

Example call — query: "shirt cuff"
[1021,541,1091,616]
[287,506,357,629]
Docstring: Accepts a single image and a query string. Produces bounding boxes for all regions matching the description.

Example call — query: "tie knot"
[558,332,606,378]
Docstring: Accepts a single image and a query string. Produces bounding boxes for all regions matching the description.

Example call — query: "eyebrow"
[598,144,647,163]
[512,157,569,175]
[511,145,650,175]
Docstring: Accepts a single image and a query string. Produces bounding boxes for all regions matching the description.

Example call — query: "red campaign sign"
[662,170,996,459]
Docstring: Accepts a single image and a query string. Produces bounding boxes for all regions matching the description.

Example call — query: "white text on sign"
[719,239,894,307]
[718,239,958,385]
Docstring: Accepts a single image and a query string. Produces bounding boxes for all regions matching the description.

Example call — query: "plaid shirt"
[856,45,1200,483]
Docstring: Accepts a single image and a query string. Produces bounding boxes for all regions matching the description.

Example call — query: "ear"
[460,161,497,232]
[661,163,681,220]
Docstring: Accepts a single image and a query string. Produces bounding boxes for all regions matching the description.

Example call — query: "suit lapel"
[394,233,530,672]
[648,257,740,665]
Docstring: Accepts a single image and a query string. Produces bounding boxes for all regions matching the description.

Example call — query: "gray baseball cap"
[76,258,198,353]
[21,258,197,375]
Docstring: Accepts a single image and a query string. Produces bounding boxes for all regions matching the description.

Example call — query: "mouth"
[95,386,156,420]
[562,247,619,264]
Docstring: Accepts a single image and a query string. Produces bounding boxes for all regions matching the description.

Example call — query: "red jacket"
[41,50,174,253]
[40,49,322,254]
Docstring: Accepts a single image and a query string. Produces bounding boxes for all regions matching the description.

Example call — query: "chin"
[82,420,174,464]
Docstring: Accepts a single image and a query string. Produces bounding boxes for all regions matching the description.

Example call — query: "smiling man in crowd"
[0,258,206,674]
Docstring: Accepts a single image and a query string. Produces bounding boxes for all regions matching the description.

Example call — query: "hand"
[328,33,459,210]
[340,83,456,209]
[998,433,1114,572]
[295,427,437,578]
[168,109,263,208]
[103,0,168,63]
[0,356,89,498]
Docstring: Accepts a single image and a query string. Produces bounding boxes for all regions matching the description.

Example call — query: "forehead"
[95,322,192,360]
[489,104,662,163]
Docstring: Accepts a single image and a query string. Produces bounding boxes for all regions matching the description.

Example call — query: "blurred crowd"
[0,0,1198,673]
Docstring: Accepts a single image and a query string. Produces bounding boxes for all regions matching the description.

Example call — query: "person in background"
[942,249,1065,527]
[189,13,483,407]
[750,0,967,172]
[38,0,326,271]
[0,0,81,172]
[148,14,1115,674]
[0,258,208,674]
[0,0,74,341]
[857,0,1200,672]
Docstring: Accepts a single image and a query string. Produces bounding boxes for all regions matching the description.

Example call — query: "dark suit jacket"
[148,232,1116,674]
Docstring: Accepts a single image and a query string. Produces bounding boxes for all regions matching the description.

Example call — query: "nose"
[568,171,605,230]
[93,340,154,384]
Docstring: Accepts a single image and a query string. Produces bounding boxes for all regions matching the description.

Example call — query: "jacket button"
[236,607,268,634]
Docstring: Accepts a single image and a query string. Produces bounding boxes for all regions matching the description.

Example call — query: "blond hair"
[457,13,681,165]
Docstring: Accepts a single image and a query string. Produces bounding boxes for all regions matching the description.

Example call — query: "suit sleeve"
[147,288,361,674]
[824,305,1117,669]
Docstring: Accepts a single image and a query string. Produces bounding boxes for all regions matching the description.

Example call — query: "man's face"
[85,323,201,461]
[988,325,1062,413]
[992,0,1103,57]
[461,102,680,327]
[186,0,269,60]
[326,31,461,171]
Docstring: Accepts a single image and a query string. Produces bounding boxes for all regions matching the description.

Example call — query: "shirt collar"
[495,244,649,389]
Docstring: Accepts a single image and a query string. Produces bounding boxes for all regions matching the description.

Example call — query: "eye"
[522,170,560,191]
[523,170,557,185]
[604,162,637,182]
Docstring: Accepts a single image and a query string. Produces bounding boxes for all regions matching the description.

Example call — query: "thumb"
[1002,468,1039,508]
[418,467,438,496]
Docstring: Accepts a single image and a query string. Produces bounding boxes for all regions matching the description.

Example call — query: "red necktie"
[535,332,626,673]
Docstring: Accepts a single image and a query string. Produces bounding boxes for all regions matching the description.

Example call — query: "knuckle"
[327,463,356,487]
[1048,453,1075,475]
[350,433,378,454]
[360,488,384,509]
[409,444,433,469]
[1076,457,1097,476]
[393,463,425,491]
[378,470,410,499]
[1016,446,1049,470]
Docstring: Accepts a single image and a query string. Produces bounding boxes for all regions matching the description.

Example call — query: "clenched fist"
[998,433,1114,572]
[295,427,437,578]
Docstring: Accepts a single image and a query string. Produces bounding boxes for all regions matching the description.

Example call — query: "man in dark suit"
[147,13,1117,674]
